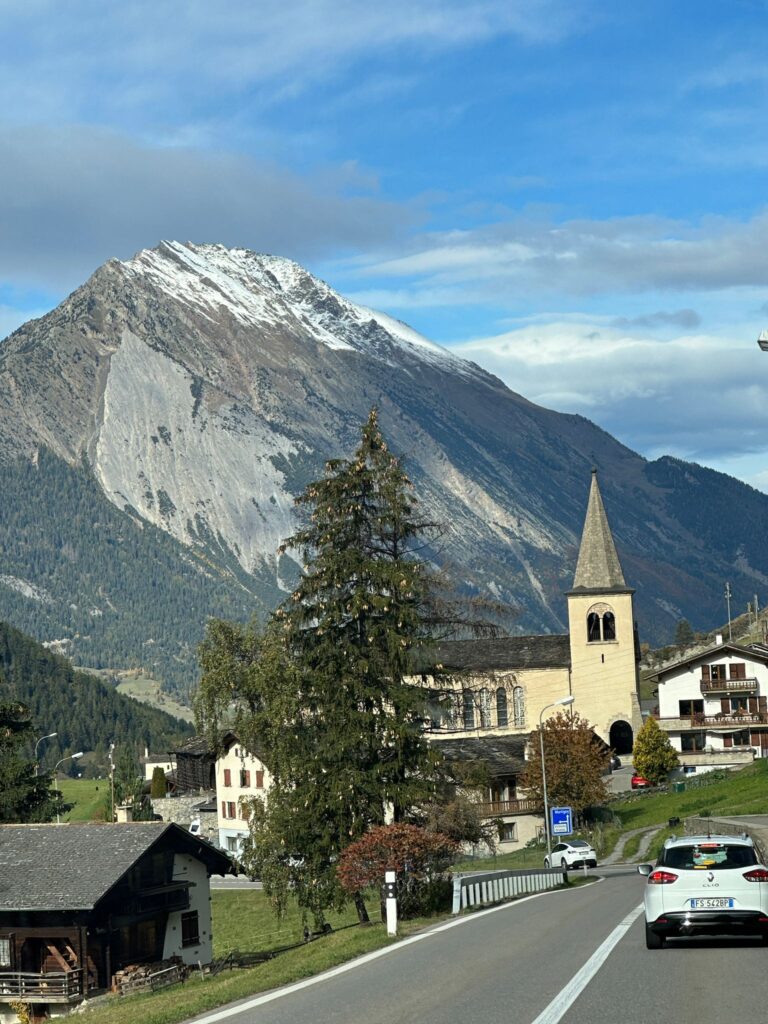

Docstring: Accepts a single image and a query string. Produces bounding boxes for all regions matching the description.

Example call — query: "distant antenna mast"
[724,582,733,642]
[759,330,768,351]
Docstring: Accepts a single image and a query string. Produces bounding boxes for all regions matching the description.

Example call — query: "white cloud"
[0,0,579,126]
[0,125,416,291]
[351,210,768,300]
[450,319,768,490]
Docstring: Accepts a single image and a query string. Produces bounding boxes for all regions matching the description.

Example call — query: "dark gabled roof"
[654,642,768,680]
[434,635,570,672]
[431,734,528,778]
[0,822,231,912]
[171,736,213,757]
[221,730,267,763]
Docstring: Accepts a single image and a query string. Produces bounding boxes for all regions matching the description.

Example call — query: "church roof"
[570,470,628,592]
[434,635,570,672]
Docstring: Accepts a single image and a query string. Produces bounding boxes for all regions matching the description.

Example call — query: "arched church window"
[587,612,601,642]
[496,688,508,727]
[513,686,525,727]
[462,689,475,730]
[602,611,616,641]
[479,688,491,728]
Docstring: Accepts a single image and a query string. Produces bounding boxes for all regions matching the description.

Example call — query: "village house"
[421,470,643,851]
[215,732,271,856]
[0,822,230,1022]
[653,639,768,775]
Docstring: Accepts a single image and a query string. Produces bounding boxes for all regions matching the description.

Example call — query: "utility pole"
[724,582,733,642]
[108,742,116,823]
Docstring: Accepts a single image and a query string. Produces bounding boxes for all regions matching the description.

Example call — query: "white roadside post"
[383,871,397,937]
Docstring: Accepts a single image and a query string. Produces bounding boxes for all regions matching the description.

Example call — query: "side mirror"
[637,863,653,876]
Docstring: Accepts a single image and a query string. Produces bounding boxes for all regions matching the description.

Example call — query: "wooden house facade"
[0,822,230,1021]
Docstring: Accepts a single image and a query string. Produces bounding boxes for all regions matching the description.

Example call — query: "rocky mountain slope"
[0,240,767,691]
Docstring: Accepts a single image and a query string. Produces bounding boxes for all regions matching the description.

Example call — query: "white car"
[639,833,768,948]
[544,839,597,869]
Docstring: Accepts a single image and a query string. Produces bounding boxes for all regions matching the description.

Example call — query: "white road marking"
[530,903,645,1024]
[188,884,589,1024]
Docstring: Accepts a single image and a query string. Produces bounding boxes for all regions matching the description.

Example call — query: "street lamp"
[34,732,57,776]
[539,696,575,864]
[53,752,83,824]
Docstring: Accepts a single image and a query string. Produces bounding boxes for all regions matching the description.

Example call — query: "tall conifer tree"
[0,673,62,823]
[197,410,445,924]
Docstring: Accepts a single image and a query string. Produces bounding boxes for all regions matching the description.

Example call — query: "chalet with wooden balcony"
[0,822,230,1021]
[653,640,768,775]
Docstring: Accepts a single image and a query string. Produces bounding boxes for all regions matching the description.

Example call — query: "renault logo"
[707,872,715,882]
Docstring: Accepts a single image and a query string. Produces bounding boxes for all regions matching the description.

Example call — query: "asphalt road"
[190,868,768,1024]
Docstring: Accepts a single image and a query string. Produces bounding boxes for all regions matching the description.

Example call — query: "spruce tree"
[197,410,444,925]
[0,675,62,823]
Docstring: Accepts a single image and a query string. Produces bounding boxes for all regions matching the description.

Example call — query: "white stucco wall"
[162,853,214,965]
[215,739,271,854]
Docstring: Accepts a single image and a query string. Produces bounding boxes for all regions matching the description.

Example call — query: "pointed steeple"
[572,470,627,590]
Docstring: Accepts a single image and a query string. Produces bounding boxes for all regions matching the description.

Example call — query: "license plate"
[689,897,735,909]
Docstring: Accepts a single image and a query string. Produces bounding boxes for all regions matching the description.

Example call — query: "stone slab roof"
[0,822,230,912]
[571,470,627,591]
[432,734,528,777]
[434,635,570,672]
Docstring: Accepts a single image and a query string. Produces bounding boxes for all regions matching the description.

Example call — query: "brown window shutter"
[759,696,767,713]
[721,697,729,714]
[223,768,231,787]
[730,662,746,679]
[724,734,733,748]
[256,770,264,788]
[749,697,758,714]
[701,665,711,681]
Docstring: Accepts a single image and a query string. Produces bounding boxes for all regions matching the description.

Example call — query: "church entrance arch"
[609,719,633,755]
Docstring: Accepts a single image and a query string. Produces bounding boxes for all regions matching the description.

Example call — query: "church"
[421,470,643,849]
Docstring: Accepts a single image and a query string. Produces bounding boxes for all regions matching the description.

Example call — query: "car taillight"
[648,870,678,884]
[743,869,768,882]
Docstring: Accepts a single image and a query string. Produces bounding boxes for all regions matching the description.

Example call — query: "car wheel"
[560,857,568,870]
[761,933,768,945]
[544,858,550,869]
[645,923,664,949]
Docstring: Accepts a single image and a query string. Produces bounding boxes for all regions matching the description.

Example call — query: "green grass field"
[114,672,194,723]
[57,778,108,822]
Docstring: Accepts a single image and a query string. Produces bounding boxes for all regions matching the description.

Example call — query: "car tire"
[544,858,550,869]
[645,923,664,949]
[560,858,568,870]
[761,933,768,945]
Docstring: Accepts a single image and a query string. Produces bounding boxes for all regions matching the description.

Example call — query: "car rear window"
[660,843,757,870]
[570,841,589,848]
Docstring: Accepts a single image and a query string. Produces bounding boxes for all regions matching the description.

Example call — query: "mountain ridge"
[0,240,767,689]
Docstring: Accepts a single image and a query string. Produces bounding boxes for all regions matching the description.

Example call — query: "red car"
[631,773,652,789]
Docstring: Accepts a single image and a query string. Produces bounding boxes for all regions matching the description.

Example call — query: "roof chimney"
[715,633,723,646]
[116,803,134,823]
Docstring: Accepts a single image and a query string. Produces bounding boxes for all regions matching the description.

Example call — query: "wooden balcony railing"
[700,678,758,693]
[474,799,538,817]
[0,969,84,1002]
[655,713,768,729]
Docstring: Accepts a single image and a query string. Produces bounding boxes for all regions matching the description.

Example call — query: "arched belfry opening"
[609,719,633,755]
[586,602,616,643]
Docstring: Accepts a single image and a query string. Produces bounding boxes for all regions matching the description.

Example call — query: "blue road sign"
[551,806,573,836]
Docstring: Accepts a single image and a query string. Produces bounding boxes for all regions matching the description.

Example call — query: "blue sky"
[2,0,768,488]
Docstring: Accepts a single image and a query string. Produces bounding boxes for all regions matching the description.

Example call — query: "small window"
[223,768,232,787]
[513,686,525,728]
[730,662,747,680]
[255,770,264,788]
[496,688,508,728]
[226,836,239,852]
[499,822,517,842]
[240,769,250,788]
[602,612,616,641]
[181,911,200,948]
[462,690,475,730]
[730,697,749,714]
[711,665,727,681]
[228,801,236,818]
[0,938,10,968]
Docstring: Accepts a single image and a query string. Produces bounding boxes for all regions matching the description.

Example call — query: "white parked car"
[544,839,597,869]
[639,833,768,948]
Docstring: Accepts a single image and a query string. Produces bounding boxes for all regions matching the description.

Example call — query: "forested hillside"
[0,450,275,697]
[0,620,193,764]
